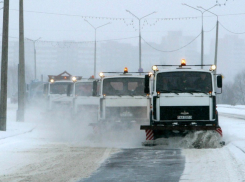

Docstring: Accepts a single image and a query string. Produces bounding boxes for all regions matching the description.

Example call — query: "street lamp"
[26,37,41,80]
[126,10,156,72]
[198,6,219,74]
[84,20,110,78]
[182,4,217,68]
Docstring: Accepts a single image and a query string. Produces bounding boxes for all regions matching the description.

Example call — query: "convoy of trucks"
[21,60,224,147]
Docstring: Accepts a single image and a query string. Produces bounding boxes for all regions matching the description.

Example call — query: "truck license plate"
[177,116,192,119]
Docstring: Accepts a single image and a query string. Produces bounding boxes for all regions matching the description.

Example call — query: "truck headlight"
[152,65,158,71]
[210,65,216,71]
[99,72,104,78]
[72,76,77,82]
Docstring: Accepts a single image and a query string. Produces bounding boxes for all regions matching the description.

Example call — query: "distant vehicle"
[10,92,18,104]
[43,71,82,113]
[68,76,100,121]
[26,80,46,104]
[91,67,150,131]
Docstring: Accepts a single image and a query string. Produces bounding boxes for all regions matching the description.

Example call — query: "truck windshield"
[75,82,93,96]
[156,72,212,93]
[29,82,44,97]
[50,82,71,94]
[103,77,145,96]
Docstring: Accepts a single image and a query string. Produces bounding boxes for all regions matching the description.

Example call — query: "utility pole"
[0,0,9,131]
[84,20,110,78]
[26,37,41,80]
[182,4,217,69]
[214,20,219,74]
[126,10,156,72]
[198,6,219,74]
[17,0,25,122]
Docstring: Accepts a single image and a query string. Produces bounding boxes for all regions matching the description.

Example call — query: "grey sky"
[4,0,245,45]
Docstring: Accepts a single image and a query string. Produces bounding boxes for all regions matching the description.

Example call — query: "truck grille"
[105,107,147,119]
[160,106,209,120]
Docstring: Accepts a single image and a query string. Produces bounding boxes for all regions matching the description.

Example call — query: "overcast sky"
[3,0,245,46]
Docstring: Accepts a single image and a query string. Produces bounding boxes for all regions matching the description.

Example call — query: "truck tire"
[150,111,154,125]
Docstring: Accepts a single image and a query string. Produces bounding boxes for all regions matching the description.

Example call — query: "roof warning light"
[181,59,186,66]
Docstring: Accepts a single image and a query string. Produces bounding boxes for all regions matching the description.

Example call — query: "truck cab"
[43,71,81,112]
[96,68,151,128]
[69,77,100,121]
[141,60,223,141]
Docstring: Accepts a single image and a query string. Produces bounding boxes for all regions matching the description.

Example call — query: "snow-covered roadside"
[180,105,245,182]
[0,101,119,182]
[0,144,117,182]
[2,101,245,182]
[218,104,245,116]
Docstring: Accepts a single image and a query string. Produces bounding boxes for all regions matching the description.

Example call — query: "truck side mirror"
[93,81,97,96]
[144,75,150,94]
[217,75,222,88]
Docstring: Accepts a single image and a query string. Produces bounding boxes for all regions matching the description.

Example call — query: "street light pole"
[0,0,9,131]
[182,4,217,69]
[17,0,25,122]
[198,6,219,74]
[26,37,41,80]
[84,20,110,78]
[126,10,156,72]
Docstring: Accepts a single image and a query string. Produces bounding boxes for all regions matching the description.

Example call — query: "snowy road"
[81,148,184,182]
[1,104,245,182]
[179,113,245,182]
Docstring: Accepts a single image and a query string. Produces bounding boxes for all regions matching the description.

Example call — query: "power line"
[1,34,138,42]
[218,12,245,17]
[38,36,139,44]
[9,9,128,20]
[90,36,138,43]
[0,34,18,39]
[10,8,245,20]
[141,32,201,53]
[204,24,217,32]
[219,22,245,34]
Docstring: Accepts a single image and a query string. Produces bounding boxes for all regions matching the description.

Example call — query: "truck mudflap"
[141,125,225,148]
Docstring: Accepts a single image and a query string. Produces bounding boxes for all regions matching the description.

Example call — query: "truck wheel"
[215,113,219,126]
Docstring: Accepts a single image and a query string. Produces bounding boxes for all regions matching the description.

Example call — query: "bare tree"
[217,82,236,105]
[233,70,245,104]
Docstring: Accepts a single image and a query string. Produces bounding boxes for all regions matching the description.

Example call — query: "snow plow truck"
[68,76,100,122]
[43,71,82,116]
[141,59,224,147]
[90,68,151,133]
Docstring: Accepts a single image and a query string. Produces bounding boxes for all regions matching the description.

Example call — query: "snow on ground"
[180,105,245,182]
[0,100,121,182]
[1,102,245,182]
[218,104,245,116]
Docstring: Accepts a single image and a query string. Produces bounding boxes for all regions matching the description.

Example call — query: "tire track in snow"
[0,125,37,140]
